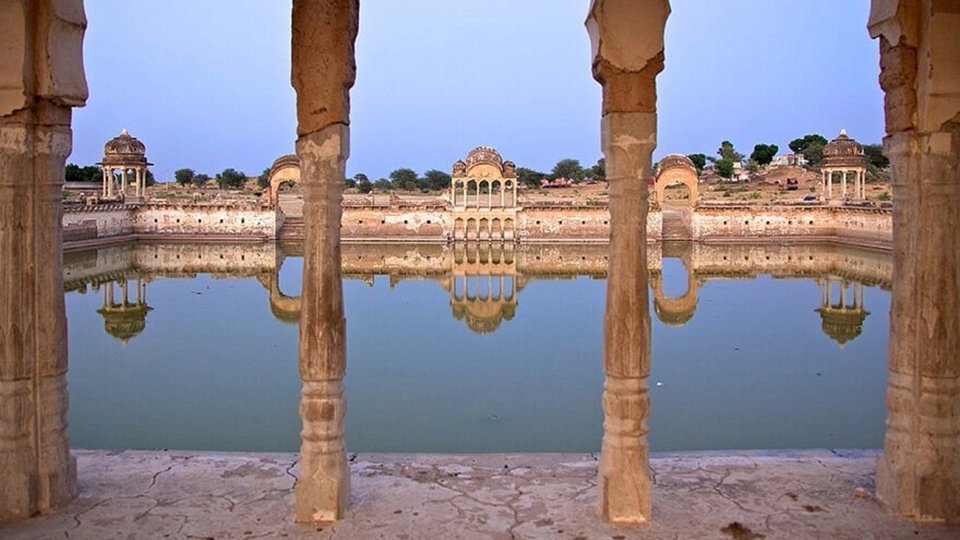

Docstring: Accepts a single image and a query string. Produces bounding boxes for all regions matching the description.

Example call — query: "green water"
[64,241,891,453]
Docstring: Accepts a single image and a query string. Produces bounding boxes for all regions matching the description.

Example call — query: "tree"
[175,168,195,186]
[65,164,101,183]
[357,179,373,193]
[687,154,707,174]
[389,168,419,191]
[588,158,605,181]
[353,173,369,184]
[216,168,246,189]
[193,173,211,187]
[803,144,825,167]
[257,168,270,189]
[745,159,760,174]
[749,143,779,166]
[551,158,584,181]
[373,178,392,191]
[144,169,156,187]
[788,134,828,155]
[863,144,890,169]
[517,167,547,188]
[423,169,451,191]
[715,158,734,179]
[717,141,743,162]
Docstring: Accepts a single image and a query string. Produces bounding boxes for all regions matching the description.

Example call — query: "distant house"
[772,154,808,167]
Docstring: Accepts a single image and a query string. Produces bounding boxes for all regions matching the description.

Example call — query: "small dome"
[98,303,151,344]
[102,129,148,165]
[822,130,868,168]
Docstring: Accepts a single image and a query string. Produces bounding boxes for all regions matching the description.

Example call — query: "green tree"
[357,179,373,193]
[389,168,419,191]
[588,158,605,181]
[863,144,890,169]
[803,144,825,167]
[687,154,707,174]
[749,143,779,166]
[353,173,369,184]
[551,158,584,181]
[788,134,828,154]
[175,168,195,186]
[717,141,743,162]
[423,169,452,191]
[517,167,547,188]
[257,168,270,189]
[144,169,156,187]
[216,168,246,189]
[745,159,760,173]
[373,178,392,191]
[65,164,101,183]
[193,173,211,187]
[715,158,734,179]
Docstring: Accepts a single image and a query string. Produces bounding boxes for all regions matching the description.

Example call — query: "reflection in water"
[816,278,869,348]
[96,279,152,345]
[59,241,905,518]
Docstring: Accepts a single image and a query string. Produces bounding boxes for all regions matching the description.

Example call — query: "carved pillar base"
[296,381,349,523]
[599,377,651,523]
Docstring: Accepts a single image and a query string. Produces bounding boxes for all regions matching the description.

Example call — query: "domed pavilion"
[99,129,152,200]
[820,129,868,204]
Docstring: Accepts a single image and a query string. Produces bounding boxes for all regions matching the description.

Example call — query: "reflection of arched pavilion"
[96,278,152,345]
[451,147,519,242]
[649,242,699,326]
[99,129,152,200]
[448,242,518,335]
[816,278,869,347]
[821,129,868,204]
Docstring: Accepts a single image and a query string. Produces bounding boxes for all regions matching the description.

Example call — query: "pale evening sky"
[72,1,884,181]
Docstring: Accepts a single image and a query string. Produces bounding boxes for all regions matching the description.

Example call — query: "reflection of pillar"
[0,0,87,522]
[292,0,357,523]
[870,4,960,523]
[588,0,668,524]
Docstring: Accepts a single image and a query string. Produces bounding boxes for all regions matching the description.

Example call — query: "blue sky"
[72,1,884,181]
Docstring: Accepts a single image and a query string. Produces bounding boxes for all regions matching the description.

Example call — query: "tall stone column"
[870,1,960,523]
[291,0,358,523]
[0,0,88,523]
[587,0,669,525]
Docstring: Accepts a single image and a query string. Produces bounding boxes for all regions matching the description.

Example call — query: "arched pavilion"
[820,129,868,204]
[99,129,152,200]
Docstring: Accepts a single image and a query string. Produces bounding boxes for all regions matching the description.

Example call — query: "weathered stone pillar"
[291,0,358,523]
[587,0,669,525]
[0,0,87,523]
[869,0,960,523]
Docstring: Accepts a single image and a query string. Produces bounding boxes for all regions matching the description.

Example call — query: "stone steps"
[279,216,305,240]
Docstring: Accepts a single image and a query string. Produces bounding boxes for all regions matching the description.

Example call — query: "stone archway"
[268,154,302,208]
[654,154,699,207]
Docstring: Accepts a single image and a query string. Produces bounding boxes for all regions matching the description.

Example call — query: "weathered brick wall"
[693,206,892,246]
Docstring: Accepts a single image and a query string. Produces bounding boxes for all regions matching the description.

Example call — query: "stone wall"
[693,206,892,247]
[340,204,447,240]
[62,204,276,248]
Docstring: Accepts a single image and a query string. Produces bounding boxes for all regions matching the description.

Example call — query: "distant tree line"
[65,163,155,186]
[175,168,250,189]
[681,134,889,180]
[346,157,605,193]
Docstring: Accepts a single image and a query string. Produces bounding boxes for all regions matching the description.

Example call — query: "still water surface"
[64,242,891,453]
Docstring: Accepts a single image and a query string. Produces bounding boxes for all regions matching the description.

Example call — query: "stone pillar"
[870,0,960,523]
[841,169,847,197]
[587,0,669,525]
[0,0,88,522]
[101,166,108,196]
[291,0,358,523]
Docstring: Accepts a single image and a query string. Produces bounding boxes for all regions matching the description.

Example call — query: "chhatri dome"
[819,129,869,203]
[822,129,868,168]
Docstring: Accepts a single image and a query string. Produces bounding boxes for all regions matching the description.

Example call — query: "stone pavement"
[1,450,956,539]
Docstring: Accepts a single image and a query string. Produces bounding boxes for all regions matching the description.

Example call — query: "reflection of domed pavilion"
[99,129,152,200]
[821,129,868,204]
[816,278,869,347]
[97,278,152,345]
[449,243,518,335]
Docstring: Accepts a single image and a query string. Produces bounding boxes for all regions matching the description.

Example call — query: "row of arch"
[453,217,516,241]
[451,179,518,208]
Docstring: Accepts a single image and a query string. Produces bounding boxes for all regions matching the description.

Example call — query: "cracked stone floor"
[1,450,957,539]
